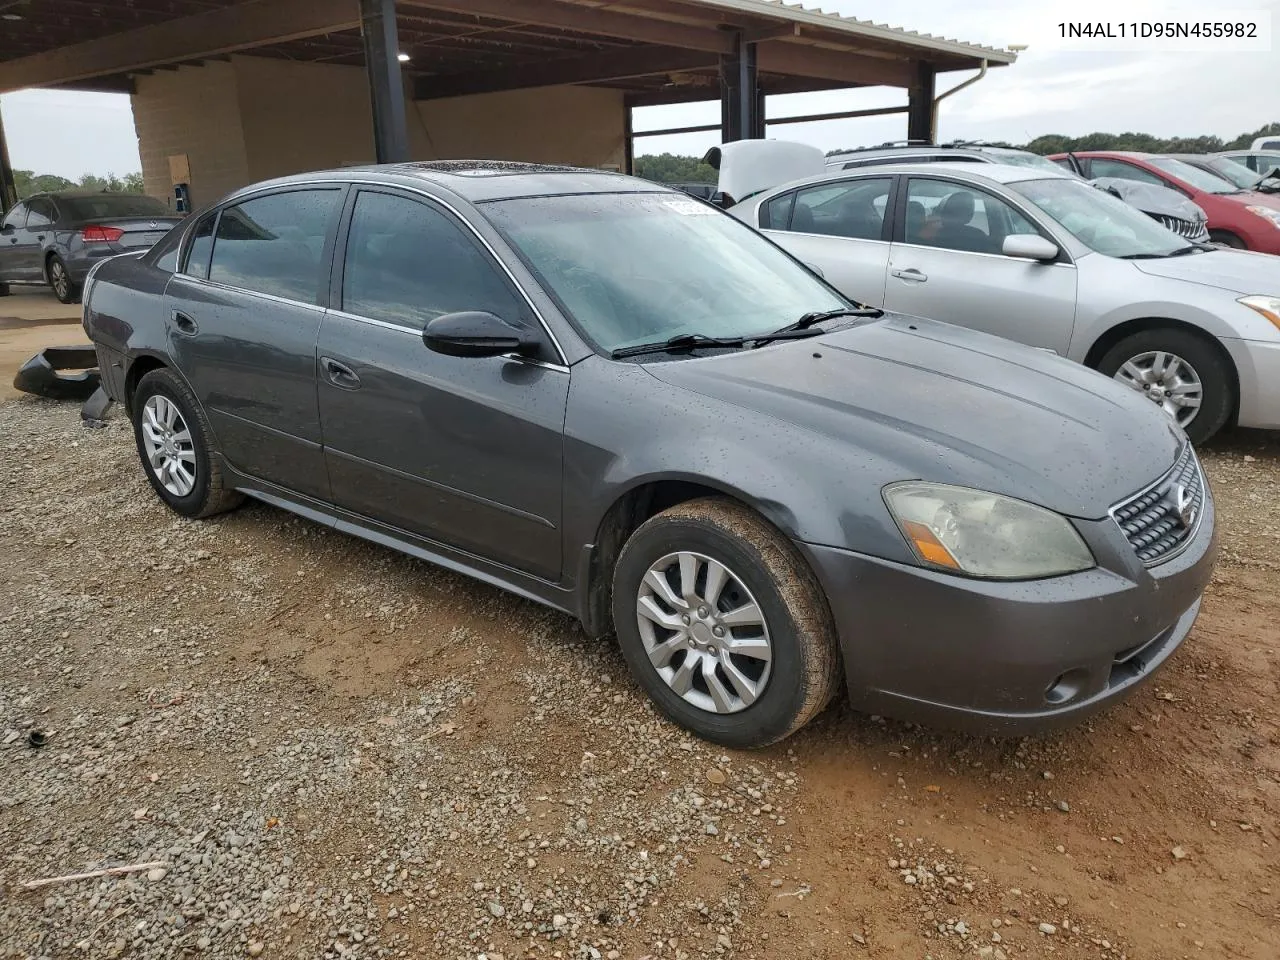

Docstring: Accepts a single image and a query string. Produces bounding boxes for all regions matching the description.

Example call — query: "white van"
[1251,135,1280,151]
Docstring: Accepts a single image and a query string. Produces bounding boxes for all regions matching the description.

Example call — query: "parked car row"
[0,191,183,303]
[78,159,1225,750]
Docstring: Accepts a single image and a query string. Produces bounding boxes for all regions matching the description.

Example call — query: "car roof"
[227,161,670,204]
[1217,149,1280,157]
[754,160,1070,197]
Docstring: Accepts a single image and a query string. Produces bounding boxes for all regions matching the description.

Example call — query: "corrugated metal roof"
[687,0,1017,63]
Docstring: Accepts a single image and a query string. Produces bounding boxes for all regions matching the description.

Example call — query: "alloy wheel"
[635,551,773,714]
[49,260,69,300]
[140,394,197,497]
[1113,350,1202,429]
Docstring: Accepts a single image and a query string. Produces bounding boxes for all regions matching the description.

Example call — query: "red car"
[1050,151,1280,254]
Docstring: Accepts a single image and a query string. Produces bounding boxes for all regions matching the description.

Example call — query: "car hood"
[1091,178,1206,221]
[703,139,826,204]
[644,315,1181,520]
[1129,248,1280,293]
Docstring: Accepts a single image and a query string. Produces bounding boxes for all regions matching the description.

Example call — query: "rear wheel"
[47,255,81,304]
[132,367,243,519]
[1097,328,1234,443]
[611,497,841,748]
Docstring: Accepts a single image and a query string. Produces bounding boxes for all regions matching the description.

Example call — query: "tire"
[47,255,81,304]
[611,497,841,748]
[132,367,243,519]
[1209,230,1245,250]
[1096,328,1234,444]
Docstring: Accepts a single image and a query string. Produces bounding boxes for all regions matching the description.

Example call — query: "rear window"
[61,194,171,220]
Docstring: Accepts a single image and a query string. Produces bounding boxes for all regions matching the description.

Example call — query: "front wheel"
[611,498,841,748]
[1097,328,1234,443]
[48,255,81,304]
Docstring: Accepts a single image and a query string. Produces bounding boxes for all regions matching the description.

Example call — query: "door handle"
[891,267,928,282]
[170,310,198,335]
[321,356,361,389]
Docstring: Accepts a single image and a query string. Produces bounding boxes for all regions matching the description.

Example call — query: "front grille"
[1110,444,1205,565]
[1155,214,1210,242]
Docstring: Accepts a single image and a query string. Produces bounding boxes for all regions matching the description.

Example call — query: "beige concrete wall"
[130,57,628,206]
[131,60,249,210]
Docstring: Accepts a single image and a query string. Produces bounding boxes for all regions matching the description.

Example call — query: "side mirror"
[0,223,13,235]
[1002,234,1059,262]
[423,311,539,359]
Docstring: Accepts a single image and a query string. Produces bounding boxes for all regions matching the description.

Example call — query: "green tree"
[633,152,716,183]
[12,169,146,198]
[13,170,75,198]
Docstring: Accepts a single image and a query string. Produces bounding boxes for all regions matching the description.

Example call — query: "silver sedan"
[730,161,1280,443]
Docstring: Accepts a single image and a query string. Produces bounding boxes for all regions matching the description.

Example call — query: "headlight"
[1246,205,1280,227]
[883,482,1095,580]
[1239,295,1280,331]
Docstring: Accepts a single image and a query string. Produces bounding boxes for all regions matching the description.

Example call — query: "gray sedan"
[730,161,1280,443]
[82,162,1215,747]
[0,191,182,303]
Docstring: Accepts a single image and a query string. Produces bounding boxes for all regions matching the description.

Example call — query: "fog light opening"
[1045,668,1089,705]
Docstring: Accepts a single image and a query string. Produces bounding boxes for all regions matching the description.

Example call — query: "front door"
[883,176,1078,355]
[165,186,345,500]
[317,188,568,581]
[0,203,30,281]
[760,176,894,306]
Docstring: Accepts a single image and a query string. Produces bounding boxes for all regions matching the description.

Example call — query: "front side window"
[341,191,524,331]
[1009,177,1192,259]
[0,204,25,230]
[208,189,341,302]
[182,212,217,279]
[779,178,891,240]
[26,199,54,228]
[904,179,1040,254]
[483,192,848,354]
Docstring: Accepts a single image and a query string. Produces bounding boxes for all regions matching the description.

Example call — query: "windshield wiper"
[610,329,824,360]
[1166,244,1208,256]
[765,306,883,338]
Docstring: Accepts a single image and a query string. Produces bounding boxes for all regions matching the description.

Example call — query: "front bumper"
[1222,336,1280,430]
[799,488,1217,736]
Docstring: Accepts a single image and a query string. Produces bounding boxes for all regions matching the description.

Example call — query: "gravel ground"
[1,397,1278,960]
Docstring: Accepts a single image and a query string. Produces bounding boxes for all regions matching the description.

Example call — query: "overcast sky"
[1,0,1276,178]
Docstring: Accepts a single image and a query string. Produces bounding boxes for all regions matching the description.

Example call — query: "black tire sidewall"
[612,516,812,748]
[1097,329,1233,444]
[132,371,214,517]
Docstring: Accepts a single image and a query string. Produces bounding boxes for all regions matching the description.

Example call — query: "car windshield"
[1009,177,1193,258]
[1198,158,1263,189]
[1146,157,1239,194]
[482,192,849,354]
[62,194,171,219]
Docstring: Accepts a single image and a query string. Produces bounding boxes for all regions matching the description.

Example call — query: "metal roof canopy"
[0,0,1012,101]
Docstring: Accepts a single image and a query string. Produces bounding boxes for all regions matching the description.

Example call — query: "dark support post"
[0,106,17,213]
[719,32,760,142]
[623,103,635,175]
[906,61,937,143]
[359,0,409,164]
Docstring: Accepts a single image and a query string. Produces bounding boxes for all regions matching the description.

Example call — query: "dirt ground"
[0,322,1277,959]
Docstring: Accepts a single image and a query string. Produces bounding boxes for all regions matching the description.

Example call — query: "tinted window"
[1147,157,1238,194]
[1087,158,1167,187]
[208,190,340,301]
[782,179,891,240]
[62,194,169,219]
[905,179,1040,254]
[183,212,217,279]
[763,192,795,230]
[341,191,523,331]
[0,204,25,230]
[26,199,54,227]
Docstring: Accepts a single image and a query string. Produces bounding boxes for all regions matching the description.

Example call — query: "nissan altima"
[82,162,1216,747]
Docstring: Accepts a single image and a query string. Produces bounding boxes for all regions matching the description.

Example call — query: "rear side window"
[208,189,341,302]
[762,193,795,230]
[340,190,524,331]
[26,199,55,227]
[781,178,892,241]
[182,212,216,280]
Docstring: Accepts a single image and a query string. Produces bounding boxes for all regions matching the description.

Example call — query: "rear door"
[165,186,345,500]
[14,200,56,280]
[883,175,1078,354]
[0,203,31,281]
[758,176,895,306]
[316,187,568,580]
